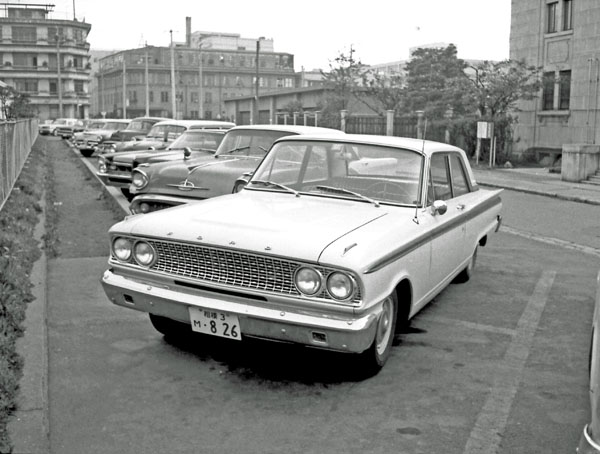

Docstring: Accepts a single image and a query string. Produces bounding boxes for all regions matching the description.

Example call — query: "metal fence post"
[341,110,347,132]
[416,111,425,139]
[386,110,394,136]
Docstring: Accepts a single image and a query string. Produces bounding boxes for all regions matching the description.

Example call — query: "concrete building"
[0,2,91,120]
[94,22,296,120]
[510,0,593,157]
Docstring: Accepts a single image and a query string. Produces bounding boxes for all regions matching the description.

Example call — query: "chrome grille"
[147,239,361,304]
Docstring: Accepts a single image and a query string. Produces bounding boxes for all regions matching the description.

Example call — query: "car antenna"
[413,117,428,225]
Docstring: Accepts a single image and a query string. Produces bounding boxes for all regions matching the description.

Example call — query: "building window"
[15,80,38,93]
[75,81,85,93]
[160,91,169,103]
[190,110,198,119]
[49,81,57,94]
[12,26,37,43]
[205,92,212,104]
[559,70,571,110]
[204,111,212,119]
[149,91,154,103]
[129,90,137,103]
[547,2,558,33]
[563,0,573,30]
[542,72,555,110]
[191,92,198,103]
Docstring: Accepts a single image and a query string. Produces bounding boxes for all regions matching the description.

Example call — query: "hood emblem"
[167,179,209,192]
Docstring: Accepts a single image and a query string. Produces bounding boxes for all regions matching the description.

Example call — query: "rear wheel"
[149,314,189,338]
[454,246,478,283]
[359,292,397,375]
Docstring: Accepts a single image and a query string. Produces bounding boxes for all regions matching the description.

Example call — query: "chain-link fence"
[0,119,39,212]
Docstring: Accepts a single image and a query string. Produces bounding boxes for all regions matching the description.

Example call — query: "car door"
[426,152,469,288]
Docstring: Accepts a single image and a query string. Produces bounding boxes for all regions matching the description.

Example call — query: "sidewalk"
[472,165,600,205]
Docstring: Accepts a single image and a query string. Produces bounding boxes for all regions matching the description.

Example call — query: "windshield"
[168,131,224,152]
[126,120,155,132]
[146,125,187,140]
[250,140,424,206]
[215,130,293,157]
[104,121,129,130]
[87,122,107,129]
[53,119,68,125]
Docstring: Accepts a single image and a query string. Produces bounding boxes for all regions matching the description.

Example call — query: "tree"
[464,59,542,120]
[404,44,470,119]
[0,86,33,120]
[360,70,405,114]
[320,45,368,111]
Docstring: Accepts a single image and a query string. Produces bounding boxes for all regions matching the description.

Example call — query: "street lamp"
[254,36,265,125]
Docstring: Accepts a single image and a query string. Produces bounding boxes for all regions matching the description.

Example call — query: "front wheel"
[359,292,397,375]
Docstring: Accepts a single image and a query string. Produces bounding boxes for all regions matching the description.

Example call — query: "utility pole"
[122,56,127,119]
[145,46,150,117]
[198,43,204,119]
[55,35,63,117]
[170,30,177,119]
[253,37,264,124]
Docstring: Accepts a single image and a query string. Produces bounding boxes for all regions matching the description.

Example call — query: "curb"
[6,194,50,454]
[477,181,600,206]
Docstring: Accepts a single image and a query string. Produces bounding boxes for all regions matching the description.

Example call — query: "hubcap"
[376,297,393,356]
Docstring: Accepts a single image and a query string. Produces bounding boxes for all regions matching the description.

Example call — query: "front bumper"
[96,170,131,188]
[101,269,379,354]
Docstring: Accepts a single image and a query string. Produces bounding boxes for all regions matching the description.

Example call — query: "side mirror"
[232,177,248,193]
[183,147,192,160]
[431,200,447,216]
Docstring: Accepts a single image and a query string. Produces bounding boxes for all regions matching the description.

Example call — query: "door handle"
[456,204,466,211]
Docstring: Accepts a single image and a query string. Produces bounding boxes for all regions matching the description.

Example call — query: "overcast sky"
[47,0,511,70]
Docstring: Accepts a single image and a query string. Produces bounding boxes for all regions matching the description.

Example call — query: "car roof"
[131,116,171,122]
[276,133,465,157]
[153,119,235,129]
[226,124,343,134]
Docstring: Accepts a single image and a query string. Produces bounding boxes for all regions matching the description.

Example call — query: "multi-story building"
[0,2,91,120]
[510,0,598,157]
[94,26,296,121]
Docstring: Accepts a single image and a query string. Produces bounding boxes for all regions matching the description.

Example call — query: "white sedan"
[101,134,502,375]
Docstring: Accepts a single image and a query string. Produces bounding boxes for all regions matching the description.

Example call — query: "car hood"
[117,139,169,152]
[114,191,389,263]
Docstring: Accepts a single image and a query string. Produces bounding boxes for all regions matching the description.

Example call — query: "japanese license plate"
[188,307,241,341]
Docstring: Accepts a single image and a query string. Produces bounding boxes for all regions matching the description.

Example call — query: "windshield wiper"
[225,145,250,154]
[315,185,380,207]
[251,180,299,197]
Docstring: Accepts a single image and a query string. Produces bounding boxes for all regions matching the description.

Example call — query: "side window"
[450,154,470,197]
[430,154,452,201]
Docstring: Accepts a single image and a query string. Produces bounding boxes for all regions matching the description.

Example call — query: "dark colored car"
[96,116,170,153]
[128,124,343,214]
[97,128,227,199]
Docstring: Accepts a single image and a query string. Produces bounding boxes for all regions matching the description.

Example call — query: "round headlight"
[295,267,322,296]
[133,241,155,267]
[112,237,132,262]
[98,157,107,173]
[326,272,355,300]
[132,170,148,189]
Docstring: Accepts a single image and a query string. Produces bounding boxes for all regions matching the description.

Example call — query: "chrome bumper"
[101,269,379,354]
[96,171,131,188]
[129,193,201,213]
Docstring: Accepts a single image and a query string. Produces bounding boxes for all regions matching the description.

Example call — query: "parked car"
[106,119,235,154]
[74,119,132,157]
[39,118,78,136]
[128,124,342,214]
[101,134,503,375]
[96,116,170,154]
[96,128,227,199]
[55,119,91,139]
[578,270,600,453]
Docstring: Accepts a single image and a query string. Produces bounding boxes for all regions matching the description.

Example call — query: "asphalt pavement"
[6,142,600,453]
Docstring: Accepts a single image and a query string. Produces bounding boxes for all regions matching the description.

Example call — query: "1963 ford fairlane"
[101,134,502,375]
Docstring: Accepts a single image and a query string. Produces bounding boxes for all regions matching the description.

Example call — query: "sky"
[44,0,511,70]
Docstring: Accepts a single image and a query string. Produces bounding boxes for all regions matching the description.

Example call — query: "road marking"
[462,270,556,454]
[501,225,600,258]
